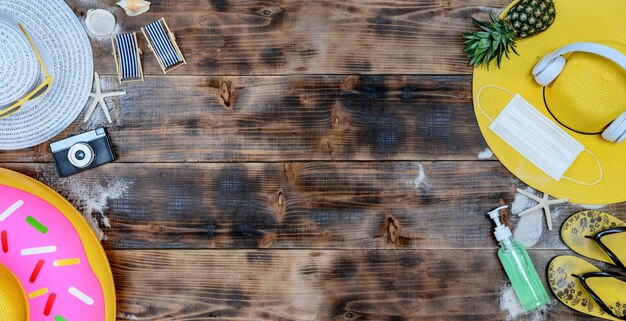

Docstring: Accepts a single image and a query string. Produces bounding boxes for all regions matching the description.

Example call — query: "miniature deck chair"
[141,18,186,74]
[111,32,144,83]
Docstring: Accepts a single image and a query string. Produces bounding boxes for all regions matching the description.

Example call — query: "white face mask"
[477,86,603,186]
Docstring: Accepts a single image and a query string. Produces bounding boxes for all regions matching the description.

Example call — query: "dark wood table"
[2,1,624,320]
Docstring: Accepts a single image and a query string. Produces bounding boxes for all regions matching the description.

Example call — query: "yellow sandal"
[548,256,626,320]
[561,211,626,269]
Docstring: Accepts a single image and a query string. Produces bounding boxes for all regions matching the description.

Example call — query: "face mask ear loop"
[476,85,516,122]
[563,149,603,186]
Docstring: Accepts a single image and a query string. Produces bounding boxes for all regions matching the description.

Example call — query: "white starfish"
[83,72,126,123]
[516,188,568,231]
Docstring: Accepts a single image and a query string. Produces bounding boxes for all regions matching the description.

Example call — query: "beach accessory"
[548,256,626,320]
[141,18,186,74]
[0,17,52,119]
[515,188,567,231]
[463,0,556,68]
[0,263,28,320]
[111,33,143,83]
[83,72,126,123]
[472,0,626,204]
[0,0,93,150]
[533,43,626,87]
[0,168,116,320]
[487,205,549,310]
[117,0,151,16]
[50,127,116,177]
[561,211,626,270]
[532,42,626,142]
[85,9,116,37]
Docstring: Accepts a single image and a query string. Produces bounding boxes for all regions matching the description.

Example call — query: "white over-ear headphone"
[532,42,626,143]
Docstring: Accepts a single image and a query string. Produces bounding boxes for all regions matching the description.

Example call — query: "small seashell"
[116,0,152,16]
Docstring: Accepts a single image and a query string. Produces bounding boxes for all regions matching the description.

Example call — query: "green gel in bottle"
[488,206,550,310]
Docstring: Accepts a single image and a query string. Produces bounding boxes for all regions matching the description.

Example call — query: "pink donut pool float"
[0,168,115,321]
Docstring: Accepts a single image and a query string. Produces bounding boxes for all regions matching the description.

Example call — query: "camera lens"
[68,143,95,169]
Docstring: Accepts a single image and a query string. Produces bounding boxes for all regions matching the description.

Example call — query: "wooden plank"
[110,249,592,320]
[66,0,509,76]
[0,75,488,163]
[4,162,624,250]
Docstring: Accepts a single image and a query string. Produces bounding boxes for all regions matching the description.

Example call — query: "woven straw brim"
[0,264,28,320]
[473,0,626,204]
[0,0,93,150]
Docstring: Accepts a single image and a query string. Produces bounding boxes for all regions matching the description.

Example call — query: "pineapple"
[463,0,556,68]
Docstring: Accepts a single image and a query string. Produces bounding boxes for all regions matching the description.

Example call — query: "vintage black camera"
[50,127,116,177]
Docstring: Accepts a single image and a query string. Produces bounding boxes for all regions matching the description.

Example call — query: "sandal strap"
[572,271,626,320]
[585,227,626,270]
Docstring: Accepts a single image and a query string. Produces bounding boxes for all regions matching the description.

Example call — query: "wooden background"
[2,0,625,320]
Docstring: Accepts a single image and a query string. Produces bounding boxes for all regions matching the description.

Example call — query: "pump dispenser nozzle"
[488,205,508,227]
[487,205,513,249]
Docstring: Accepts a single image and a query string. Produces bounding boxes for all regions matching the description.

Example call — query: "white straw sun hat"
[0,0,93,150]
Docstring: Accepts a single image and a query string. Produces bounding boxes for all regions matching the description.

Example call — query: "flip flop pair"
[548,211,626,320]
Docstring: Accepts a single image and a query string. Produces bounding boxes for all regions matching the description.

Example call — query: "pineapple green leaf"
[463,0,555,68]
[491,39,499,51]
[470,17,490,28]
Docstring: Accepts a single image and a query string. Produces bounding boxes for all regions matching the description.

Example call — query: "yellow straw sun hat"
[0,264,28,320]
[473,0,626,204]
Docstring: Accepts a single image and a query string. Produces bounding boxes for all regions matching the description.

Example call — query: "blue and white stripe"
[144,20,183,69]
[115,33,140,80]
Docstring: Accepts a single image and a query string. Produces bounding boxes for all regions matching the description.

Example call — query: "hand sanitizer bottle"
[487,205,550,310]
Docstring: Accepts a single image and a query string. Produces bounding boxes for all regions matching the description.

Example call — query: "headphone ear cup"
[602,112,626,143]
[533,56,567,86]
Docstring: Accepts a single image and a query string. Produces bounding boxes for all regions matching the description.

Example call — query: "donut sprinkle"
[28,287,48,299]
[0,184,106,320]
[0,199,23,221]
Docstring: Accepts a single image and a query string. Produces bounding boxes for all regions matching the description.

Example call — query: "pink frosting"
[0,184,105,320]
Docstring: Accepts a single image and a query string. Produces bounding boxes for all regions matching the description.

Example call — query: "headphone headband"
[532,42,626,144]
[532,42,626,86]
[550,42,626,69]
